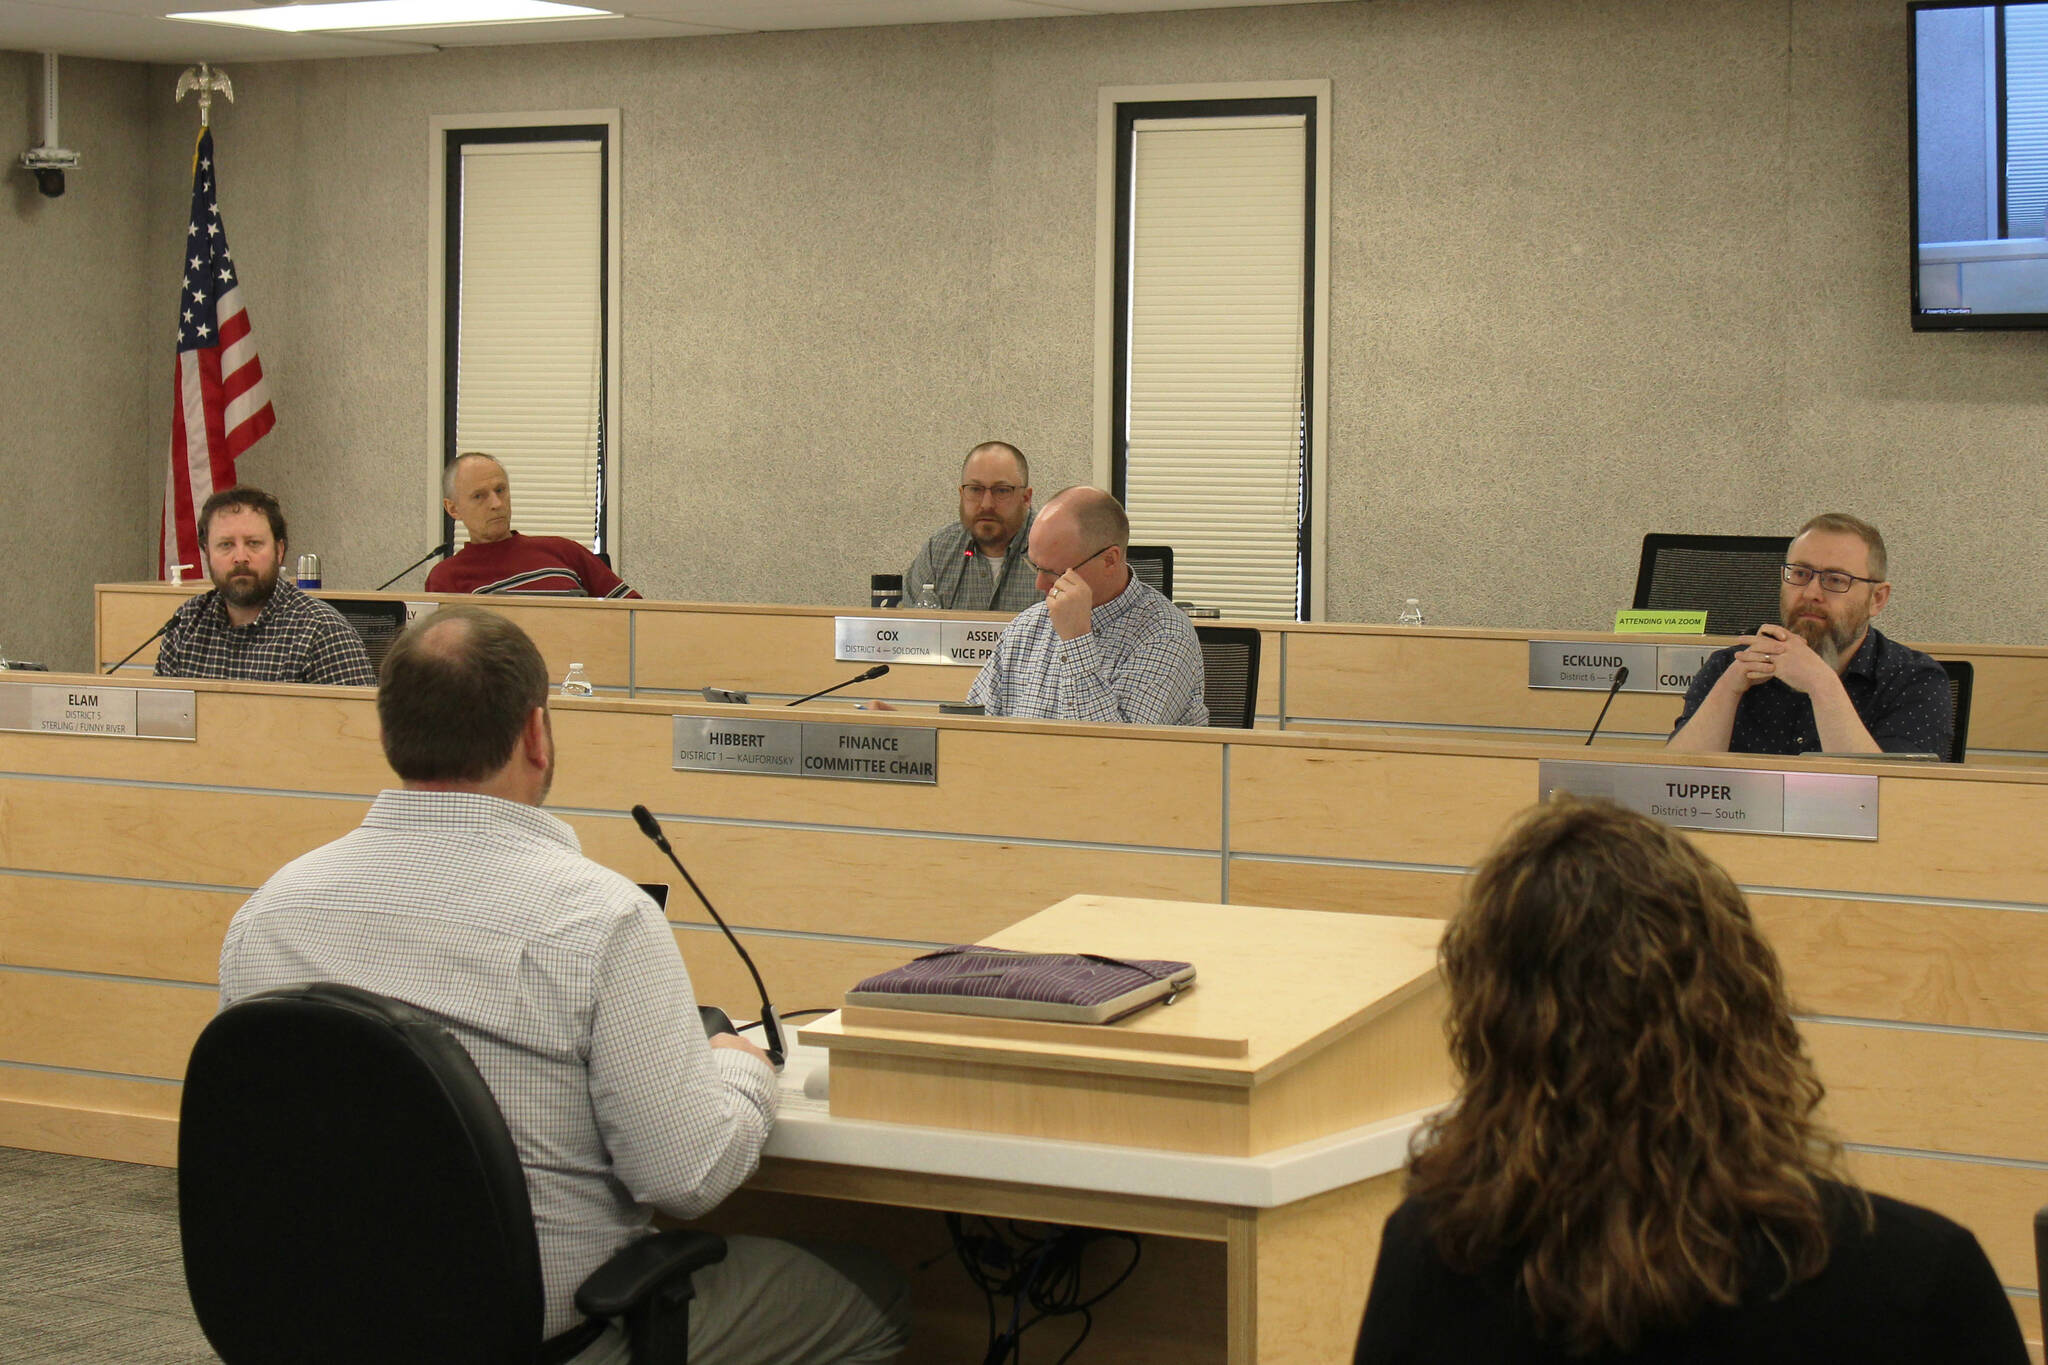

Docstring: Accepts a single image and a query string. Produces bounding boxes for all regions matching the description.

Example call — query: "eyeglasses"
[960,483,1024,501]
[1027,544,1112,578]
[1782,562,1881,594]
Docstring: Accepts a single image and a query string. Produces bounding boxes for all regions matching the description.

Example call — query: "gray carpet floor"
[1,1146,220,1363]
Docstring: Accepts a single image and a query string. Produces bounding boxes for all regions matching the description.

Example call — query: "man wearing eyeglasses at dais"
[902,441,1043,612]
[966,486,1207,726]
[1667,513,1952,759]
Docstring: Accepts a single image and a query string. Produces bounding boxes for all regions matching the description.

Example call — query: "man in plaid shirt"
[154,486,375,685]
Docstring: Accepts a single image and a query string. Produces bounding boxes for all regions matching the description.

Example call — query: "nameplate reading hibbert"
[673,716,938,785]
[1538,759,1877,840]
[0,682,197,741]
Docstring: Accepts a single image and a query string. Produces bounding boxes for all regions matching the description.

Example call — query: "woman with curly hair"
[1354,795,2024,1363]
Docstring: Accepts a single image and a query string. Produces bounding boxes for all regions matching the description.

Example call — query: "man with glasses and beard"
[1667,512,1952,758]
[154,486,375,685]
[901,441,1043,612]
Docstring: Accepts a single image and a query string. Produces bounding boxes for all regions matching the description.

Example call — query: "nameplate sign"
[673,717,938,784]
[833,617,1004,667]
[0,683,197,740]
[1538,759,1878,840]
[1528,641,1720,695]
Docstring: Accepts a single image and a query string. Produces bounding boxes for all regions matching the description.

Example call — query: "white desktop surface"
[762,1027,1426,1210]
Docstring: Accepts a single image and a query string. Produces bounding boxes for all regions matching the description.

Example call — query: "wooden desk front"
[8,670,2045,1349]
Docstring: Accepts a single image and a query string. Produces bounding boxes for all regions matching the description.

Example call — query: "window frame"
[1095,81,1331,621]
[425,110,622,560]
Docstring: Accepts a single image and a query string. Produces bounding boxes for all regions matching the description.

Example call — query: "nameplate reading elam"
[1527,641,1719,695]
[833,617,1004,667]
[673,717,938,784]
[1538,759,1877,840]
[0,682,197,740]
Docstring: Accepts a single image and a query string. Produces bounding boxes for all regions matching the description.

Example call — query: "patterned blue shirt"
[968,574,1207,726]
[1672,626,1954,758]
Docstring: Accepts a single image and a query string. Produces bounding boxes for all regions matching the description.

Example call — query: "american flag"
[160,127,275,579]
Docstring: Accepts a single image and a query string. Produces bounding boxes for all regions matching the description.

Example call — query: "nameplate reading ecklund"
[0,683,196,740]
[834,617,1004,667]
[673,717,937,784]
[1527,641,1719,695]
[1538,760,1877,840]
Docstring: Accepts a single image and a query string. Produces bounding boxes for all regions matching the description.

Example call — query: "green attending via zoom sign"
[1613,609,1708,634]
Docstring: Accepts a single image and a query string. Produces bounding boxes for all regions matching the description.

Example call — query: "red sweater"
[425,532,639,598]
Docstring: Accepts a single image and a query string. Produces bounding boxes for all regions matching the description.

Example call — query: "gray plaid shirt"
[153,579,376,685]
[967,573,1207,725]
[219,790,779,1337]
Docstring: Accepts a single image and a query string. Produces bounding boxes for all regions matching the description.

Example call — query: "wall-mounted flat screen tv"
[1912,1,2048,328]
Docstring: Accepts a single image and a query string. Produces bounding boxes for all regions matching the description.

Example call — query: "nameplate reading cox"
[833,617,1004,667]
[1538,760,1877,840]
[0,682,197,740]
[673,717,938,784]
[1527,641,1719,695]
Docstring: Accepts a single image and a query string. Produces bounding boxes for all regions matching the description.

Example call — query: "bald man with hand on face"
[966,487,1206,726]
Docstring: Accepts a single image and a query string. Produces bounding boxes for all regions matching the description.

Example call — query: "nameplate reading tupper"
[1528,641,1719,695]
[0,682,197,740]
[674,717,938,784]
[1538,760,1877,840]
[833,617,1005,667]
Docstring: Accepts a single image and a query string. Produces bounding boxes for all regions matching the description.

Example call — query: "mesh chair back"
[1633,534,1790,638]
[1939,659,1973,764]
[323,597,410,673]
[1196,626,1261,729]
[1128,546,1174,600]
[180,983,545,1365]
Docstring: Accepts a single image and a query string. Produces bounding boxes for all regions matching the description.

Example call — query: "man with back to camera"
[967,486,1207,725]
[1667,512,1953,758]
[154,485,376,686]
[427,452,642,599]
[902,441,1043,611]
[218,607,909,1365]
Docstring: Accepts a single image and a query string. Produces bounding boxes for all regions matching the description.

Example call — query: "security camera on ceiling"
[20,53,81,199]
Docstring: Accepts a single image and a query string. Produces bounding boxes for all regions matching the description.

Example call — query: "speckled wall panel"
[1,54,155,671]
[92,0,2048,645]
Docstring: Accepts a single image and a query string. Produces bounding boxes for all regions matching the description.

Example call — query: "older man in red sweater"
[427,452,640,598]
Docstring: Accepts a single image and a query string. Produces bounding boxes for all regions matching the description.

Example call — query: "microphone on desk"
[105,614,180,676]
[785,664,889,708]
[1583,665,1630,746]
[373,542,453,592]
[630,803,785,1066]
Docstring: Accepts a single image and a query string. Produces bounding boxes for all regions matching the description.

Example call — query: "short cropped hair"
[1795,512,1887,582]
[443,451,506,502]
[964,441,1029,486]
[378,606,548,782]
[1052,486,1130,552]
[198,486,287,547]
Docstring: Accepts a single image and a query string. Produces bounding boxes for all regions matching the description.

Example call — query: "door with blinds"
[1113,101,1316,621]
[443,127,610,553]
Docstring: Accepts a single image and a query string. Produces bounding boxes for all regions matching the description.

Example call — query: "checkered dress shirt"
[967,573,1208,725]
[153,579,376,685]
[219,790,779,1337]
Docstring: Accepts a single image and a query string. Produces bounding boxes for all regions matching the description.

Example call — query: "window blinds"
[1124,115,1307,621]
[453,140,604,547]
[2007,6,2048,238]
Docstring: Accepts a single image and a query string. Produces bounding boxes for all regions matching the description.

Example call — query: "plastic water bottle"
[559,662,595,698]
[914,582,941,610]
[1397,598,1426,627]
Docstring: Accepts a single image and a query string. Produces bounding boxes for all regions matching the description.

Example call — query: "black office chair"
[180,982,726,1365]
[1939,659,1973,764]
[1196,625,1261,729]
[1127,545,1174,599]
[323,596,410,672]
[1632,534,1790,638]
[2035,1204,2048,1344]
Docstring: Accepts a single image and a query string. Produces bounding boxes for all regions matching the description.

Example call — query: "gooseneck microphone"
[785,663,889,708]
[106,614,180,675]
[374,542,454,592]
[1583,665,1630,746]
[630,804,785,1066]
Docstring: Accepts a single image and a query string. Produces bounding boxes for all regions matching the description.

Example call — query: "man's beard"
[1787,607,1859,669]
[218,563,279,611]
